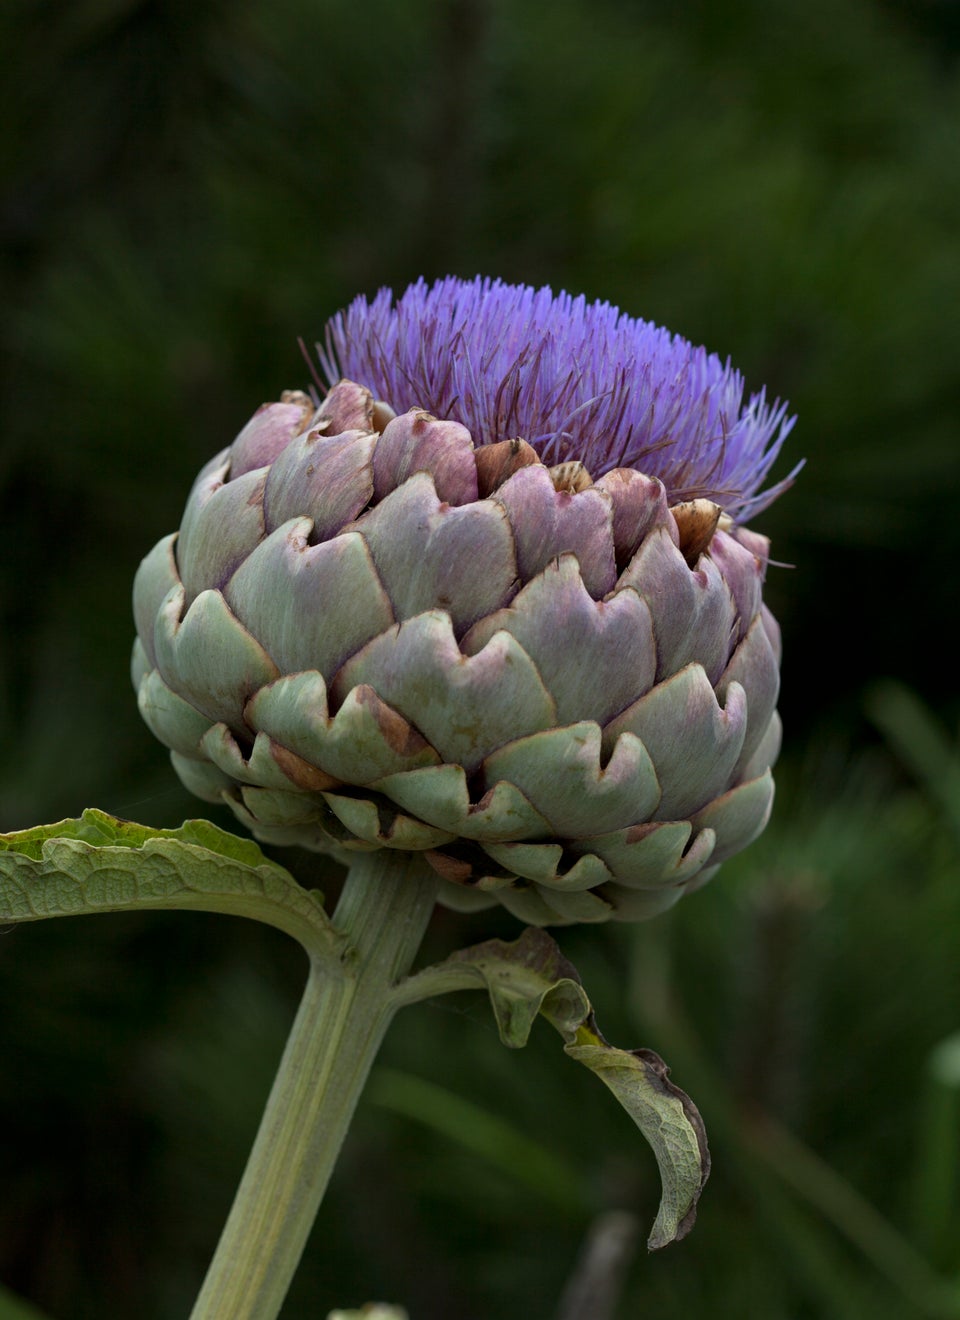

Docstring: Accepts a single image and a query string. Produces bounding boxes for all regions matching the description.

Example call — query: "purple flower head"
[320,276,799,522]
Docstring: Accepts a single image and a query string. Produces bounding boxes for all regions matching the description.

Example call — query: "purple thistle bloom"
[320,276,799,521]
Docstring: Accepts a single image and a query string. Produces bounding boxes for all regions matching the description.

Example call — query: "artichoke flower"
[132,277,797,926]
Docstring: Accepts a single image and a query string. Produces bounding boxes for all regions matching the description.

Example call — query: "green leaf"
[326,1307,408,1320]
[366,1066,586,1214]
[0,809,340,957]
[0,1282,54,1320]
[866,681,960,843]
[397,926,709,1249]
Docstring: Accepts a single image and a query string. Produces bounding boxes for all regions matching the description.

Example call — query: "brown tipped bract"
[132,380,781,925]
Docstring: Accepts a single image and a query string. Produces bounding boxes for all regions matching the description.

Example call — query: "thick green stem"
[189,850,438,1320]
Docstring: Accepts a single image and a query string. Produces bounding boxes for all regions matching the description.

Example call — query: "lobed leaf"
[0,809,340,957]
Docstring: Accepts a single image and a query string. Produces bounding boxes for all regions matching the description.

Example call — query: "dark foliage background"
[1,1,959,1317]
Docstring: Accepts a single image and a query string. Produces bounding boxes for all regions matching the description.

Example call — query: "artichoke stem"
[189,851,438,1320]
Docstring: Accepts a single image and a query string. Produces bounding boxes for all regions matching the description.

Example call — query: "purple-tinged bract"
[321,277,799,521]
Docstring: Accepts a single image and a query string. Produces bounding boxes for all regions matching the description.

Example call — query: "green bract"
[133,380,781,924]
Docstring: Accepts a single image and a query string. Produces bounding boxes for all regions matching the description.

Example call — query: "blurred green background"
[2,0,960,1316]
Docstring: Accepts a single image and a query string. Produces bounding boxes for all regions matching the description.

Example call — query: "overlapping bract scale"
[225,521,394,678]
[462,555,655,727]
[131,379,783,925]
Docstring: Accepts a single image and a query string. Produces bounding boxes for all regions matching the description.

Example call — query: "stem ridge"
[189,852,438,1320]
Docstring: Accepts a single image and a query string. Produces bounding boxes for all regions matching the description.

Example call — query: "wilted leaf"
[399,926,710,1248]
